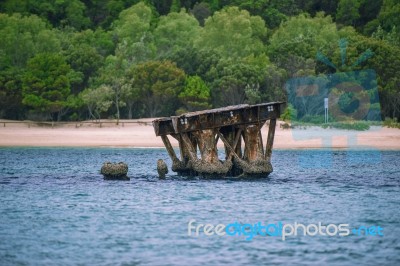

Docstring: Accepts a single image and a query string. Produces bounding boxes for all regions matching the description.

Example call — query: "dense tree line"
[0,0,399,121]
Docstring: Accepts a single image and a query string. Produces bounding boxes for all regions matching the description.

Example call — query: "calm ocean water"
[0,147,399,265]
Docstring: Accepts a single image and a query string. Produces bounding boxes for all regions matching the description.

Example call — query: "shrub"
[383,117,400,128]
[281,104,297,122]
[329,121,370,131]
[300,115,325,124]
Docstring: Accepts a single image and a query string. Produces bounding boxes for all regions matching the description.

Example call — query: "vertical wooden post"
[235,128,242,158]
[180,133,198,161]
[176,134,190,165]
[193,129,219,164]
[258,124,264,155]
[161,135,179,162]
[265,119,276,159]
[243,125,263,162]
[220,127,234,161]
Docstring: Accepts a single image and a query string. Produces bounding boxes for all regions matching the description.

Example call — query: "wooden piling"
[161,135,178,162]
[265,119,277,160]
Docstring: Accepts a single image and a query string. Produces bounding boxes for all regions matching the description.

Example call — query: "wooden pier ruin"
[152,102,285,178]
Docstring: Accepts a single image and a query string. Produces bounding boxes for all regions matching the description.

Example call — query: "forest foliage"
[0,0,399,121]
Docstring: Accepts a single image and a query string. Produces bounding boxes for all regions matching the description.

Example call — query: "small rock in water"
[101,162,129,180]
[157,159,168,179]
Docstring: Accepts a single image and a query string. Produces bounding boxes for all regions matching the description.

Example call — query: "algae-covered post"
[152,102,285,178]
[101,162,129,180]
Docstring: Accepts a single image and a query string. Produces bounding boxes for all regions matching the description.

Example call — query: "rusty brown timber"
[152,102,285,177]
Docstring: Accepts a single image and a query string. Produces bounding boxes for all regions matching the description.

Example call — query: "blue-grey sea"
[0,147,399,265]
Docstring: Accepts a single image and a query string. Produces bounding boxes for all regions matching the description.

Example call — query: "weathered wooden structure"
[152,102,285,178]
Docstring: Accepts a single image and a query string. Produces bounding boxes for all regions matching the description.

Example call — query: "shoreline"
[1,119,400,150]
[1,146,398,151]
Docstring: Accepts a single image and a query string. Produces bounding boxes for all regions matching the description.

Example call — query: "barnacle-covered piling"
[152,102,284,178]
[157,159,168,179]
[101,162,129,180]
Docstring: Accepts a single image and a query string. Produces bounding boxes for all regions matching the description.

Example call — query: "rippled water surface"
[0,148,399,265]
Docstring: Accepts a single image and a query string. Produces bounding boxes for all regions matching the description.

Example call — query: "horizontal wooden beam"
[153,102,285,136]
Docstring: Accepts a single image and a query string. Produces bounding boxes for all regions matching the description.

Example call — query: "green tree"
[22,53,74,121]
[163,46,218,77]
[338,27,400,120]
[0,0,29,14]
[376,0,400,32]
[120,82,142,119]
[153,9,200,59]
[118,62,142,119]
[372,25,400,46]
[113,1,155,64]
[204,0,220,12]
[296,0,339,17]
[94,55,129,123]
[336,0,361,26]
[227,0,269,15]
[269,0,299,16]
[0,13,60,69]
[261,64,287,102]
[0,13,61,119]
[262,7,287,29]
[146,0,172,15]
[268,13,339,70]
[80,85,114,121]
[278,55,316,78]
[129,61,186,117]
[170,0,181,13]
[0,0,90,29]
[208,56,267,106]
[191,2,211,26]
[60,0,91,29]
[224,0,299,29]
[113,2,152,43]
[194,6,267,58]
[179,75,211,112]
[358,0,382,29]
[83,0,125,28]
[364,0,400,35]
[205,54,287,107]
[0,67,25,119]
[61,29,112,93]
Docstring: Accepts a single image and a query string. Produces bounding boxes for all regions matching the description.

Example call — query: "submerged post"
[152,102,285,178]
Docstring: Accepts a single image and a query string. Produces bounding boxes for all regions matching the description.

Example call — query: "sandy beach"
[0,119,399,150]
